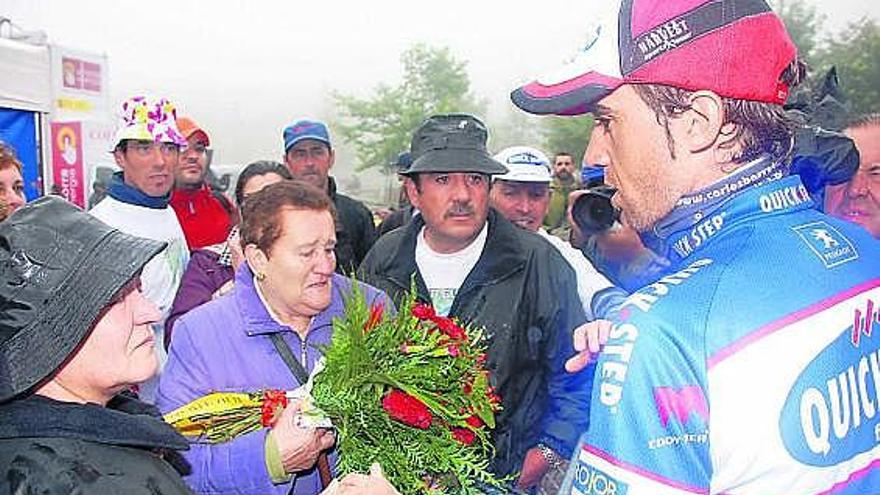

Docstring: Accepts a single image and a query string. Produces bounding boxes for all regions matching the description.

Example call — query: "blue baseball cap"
[283,119,331,152]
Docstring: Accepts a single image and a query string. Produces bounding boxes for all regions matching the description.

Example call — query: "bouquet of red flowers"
[310,285,504,494]
[163,285,503,494]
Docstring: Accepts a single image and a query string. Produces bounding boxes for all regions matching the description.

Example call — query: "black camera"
[571,185,620,235]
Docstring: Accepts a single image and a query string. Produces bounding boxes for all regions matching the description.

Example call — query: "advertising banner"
[51,121,85,208]
[50,46,110,123]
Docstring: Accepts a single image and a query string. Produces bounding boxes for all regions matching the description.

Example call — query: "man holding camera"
[513,0,880,492]
[489,145,618,320]
[568,179,671,292]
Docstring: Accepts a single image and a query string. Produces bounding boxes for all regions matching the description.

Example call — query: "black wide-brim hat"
[402,114,508,176]
[0,196,165,403]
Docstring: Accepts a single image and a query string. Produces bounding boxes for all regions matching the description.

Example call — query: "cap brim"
[112,126,187,151]
[494,175,552,184]
[185,130,211,147]
[0,230,165,403]
[284,136,331,152]
[511,72,623,116]
[403,149,508,176]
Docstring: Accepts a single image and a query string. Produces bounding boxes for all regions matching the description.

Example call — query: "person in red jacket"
[170,117,234,250]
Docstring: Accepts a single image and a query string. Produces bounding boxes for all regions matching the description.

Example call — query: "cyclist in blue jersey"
[513,0,880,494]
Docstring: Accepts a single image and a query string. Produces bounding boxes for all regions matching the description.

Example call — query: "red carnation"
[487,386,501,406]
[261,390,289,427]
[411,303,436,320]
[382,389,433,429]
[451,427,476,446]
[434,317,467,341]
[364,302,384,333]
[465,414,484,429]
[450,413,484,446]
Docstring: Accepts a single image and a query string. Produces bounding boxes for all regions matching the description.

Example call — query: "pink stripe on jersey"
[708,278,880,369]
[581,443,708,494]
[813,458,880,495]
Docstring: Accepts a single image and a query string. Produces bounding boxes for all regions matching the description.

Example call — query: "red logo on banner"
[61,57,102,93]
[51,122,85,208]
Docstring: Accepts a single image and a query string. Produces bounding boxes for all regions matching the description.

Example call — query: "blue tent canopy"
[0,108,41,200]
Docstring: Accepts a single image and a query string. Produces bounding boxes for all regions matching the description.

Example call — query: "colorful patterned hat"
[111,96,187,150]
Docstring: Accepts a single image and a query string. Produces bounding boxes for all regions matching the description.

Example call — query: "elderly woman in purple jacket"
[164,161,294,345]
[157,181,389,495]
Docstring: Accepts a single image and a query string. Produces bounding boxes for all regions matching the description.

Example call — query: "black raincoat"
[0,393,193,495]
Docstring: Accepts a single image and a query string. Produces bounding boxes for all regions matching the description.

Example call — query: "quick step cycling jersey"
[561,172,880,495]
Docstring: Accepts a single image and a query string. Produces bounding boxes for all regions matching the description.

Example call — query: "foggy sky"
[4,0,878,200]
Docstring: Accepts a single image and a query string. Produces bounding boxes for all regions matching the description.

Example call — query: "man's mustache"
[444,203,474,218]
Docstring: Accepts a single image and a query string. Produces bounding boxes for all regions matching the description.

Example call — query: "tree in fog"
[816,19,880,114]
[772,0,824,63]
[774,0,880,115]
[542,115,594,169]
[334,44,485,175]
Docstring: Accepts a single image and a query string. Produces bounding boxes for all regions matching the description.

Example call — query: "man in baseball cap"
[360,115,593,490]
[169,116,234,250]
[490,145,616,324]
[491,145,556,234]
[513,1,880,493]
[282,119,376,273]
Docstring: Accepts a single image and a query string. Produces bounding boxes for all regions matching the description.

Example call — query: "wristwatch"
[537,443,563,469]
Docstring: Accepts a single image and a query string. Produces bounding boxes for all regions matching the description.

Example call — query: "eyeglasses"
[287,145,329,161]
[126,141,180,157]
[181,143,208,155]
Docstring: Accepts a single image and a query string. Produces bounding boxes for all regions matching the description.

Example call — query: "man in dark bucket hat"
[360,114,593,490]
[402,114,509,177]
[0,196,193,494]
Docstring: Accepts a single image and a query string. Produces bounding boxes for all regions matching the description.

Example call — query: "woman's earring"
[256,272,267,282]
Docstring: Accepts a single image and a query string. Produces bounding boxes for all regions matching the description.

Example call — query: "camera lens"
[572,185,619,234]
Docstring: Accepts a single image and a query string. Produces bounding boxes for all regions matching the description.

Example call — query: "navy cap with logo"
[403,114,508,176]
[283,119,331,152]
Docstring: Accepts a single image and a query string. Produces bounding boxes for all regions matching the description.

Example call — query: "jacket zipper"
[301,337,308,369]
